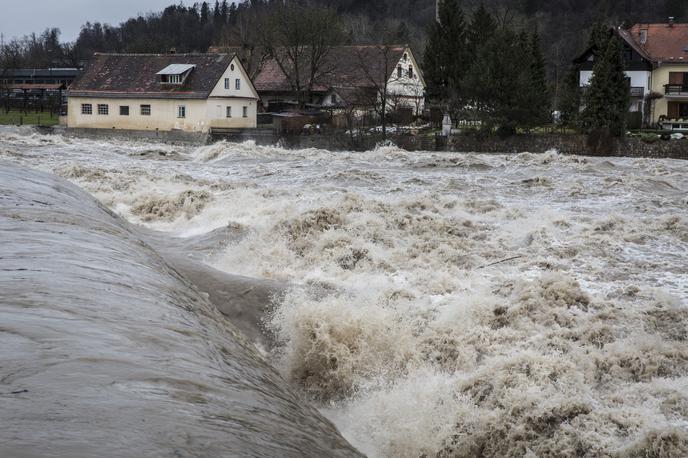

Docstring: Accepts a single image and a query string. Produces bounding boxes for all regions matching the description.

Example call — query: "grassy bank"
[0,110,59,126]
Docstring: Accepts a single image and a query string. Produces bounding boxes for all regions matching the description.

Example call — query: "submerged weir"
[0,162,361,457]
[1,126,687,456]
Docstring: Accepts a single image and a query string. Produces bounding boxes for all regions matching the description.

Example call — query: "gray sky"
[0,0,178,43]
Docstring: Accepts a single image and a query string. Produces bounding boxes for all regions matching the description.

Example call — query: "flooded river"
[1,126,687,456]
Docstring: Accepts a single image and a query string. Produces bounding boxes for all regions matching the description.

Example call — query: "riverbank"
[0,110,59,126]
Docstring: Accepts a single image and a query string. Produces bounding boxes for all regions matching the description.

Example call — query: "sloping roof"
[573,27,653,65]
[251,45,409,94]
[69,53,234,99]
[627,23,688,63]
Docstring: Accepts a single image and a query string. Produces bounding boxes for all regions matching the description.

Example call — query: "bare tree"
[350,44,404,139]
[217,4,271,80]
[260,3,344,108]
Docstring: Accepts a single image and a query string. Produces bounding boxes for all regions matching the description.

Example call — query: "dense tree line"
[2,0,686,72]
[423,1,550,133]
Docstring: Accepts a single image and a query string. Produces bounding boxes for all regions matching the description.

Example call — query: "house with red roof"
[214,45,426,117]
[576,19,688,130]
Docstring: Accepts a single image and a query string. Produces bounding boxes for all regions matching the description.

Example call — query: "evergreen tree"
[422,0,467,107]
[200,2,210,25]
[559,64,582,127]
[582,35,630,136]
[463,26,524,130]
[588,21,609,52]
[525,30,551,126]
[467,4,496,60]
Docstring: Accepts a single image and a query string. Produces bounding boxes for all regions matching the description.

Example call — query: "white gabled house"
[68,53,259,133]
[247,45,426,115]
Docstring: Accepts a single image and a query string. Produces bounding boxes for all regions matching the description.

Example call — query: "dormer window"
[640,29,648,44]
[156,64,196,85]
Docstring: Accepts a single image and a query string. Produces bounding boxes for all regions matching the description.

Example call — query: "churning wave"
[0,161,361,457]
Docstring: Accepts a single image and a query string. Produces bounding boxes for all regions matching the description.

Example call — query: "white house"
[68,53,259,133]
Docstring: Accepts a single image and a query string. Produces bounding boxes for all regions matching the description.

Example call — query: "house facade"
[238,45,425,116]
[575,28,653,126]
[576,21,688,130]
[68,53,259,132]
[629,23,688,130]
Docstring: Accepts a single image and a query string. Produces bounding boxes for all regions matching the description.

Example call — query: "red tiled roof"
[627,23,688,63]
[247,45,408,93]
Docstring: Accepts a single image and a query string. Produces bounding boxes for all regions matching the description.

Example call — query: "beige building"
[625,22,688,129]
[68,53,259,132]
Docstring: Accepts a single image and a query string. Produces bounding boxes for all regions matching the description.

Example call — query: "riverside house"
[576,20,688,130]
[211,45,426,117]
[67,53,259,133]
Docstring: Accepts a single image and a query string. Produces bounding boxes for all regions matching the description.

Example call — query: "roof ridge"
[93,52,228,57]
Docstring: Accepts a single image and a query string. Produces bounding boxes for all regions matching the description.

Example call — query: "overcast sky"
[0,0,178,43]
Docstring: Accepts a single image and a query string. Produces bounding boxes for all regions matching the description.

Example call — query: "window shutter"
[668,102,680,119]
[669,72,684,85]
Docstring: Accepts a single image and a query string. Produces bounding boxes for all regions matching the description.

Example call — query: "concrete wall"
[67,96,257,132]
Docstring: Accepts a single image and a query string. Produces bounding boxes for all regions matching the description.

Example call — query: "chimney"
[669,17,675,27]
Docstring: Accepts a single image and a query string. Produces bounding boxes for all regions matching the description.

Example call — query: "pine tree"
[559,64,582,127]
[588,21,609,52]
[422,0,467,106]
[526,30,551,126]
[582,34,630,136]
[467,4,496,60]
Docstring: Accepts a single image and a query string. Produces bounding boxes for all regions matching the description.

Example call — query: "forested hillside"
[1,0,686,92]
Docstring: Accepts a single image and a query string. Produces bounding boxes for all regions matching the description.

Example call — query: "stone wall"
[52,126,688,159]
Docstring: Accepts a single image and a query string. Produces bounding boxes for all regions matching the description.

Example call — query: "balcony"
[664,84,688,96]
[630,87,644,97]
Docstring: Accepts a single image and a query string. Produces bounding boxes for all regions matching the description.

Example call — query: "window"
[403,53,408,61]
[140,104,151,116]
[230,64,235,71]
[177,106,186,118]
[331,93,337,104]
[224,78,230,89]
[226,106,232,118]
[242,106,248,118]
[235,78,241,90]
[97,104,109,115]
[168,74,181,84]
[397,65,402,78]
[119,106,129,116]
[81,103,92,115]
[408,66,414,79]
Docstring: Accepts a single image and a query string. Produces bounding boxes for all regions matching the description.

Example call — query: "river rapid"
[1,126,687,457]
